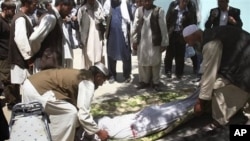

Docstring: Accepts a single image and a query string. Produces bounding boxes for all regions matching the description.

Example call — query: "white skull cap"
[183,24,199,37]
[94,62,109,76]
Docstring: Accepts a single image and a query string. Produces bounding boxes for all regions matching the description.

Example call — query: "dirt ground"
[3,48,242,141]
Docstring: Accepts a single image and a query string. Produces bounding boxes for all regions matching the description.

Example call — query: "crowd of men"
[1,0,250,141]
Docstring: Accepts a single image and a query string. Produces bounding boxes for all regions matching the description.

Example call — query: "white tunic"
[11,15,33,84]
[132,8,169,66]
[22,79,100,141]
[77,2,104,69]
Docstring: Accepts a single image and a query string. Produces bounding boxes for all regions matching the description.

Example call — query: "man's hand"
[132,43,138,51]
[228,16,237,25]
[97,129,109,141]
[194,98,209,116]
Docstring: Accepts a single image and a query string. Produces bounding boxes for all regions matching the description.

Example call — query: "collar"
[175,5,188,12]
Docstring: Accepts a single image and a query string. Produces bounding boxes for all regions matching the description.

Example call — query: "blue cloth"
[107,6,131,61]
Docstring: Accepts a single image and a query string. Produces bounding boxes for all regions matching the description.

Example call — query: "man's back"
[203,26,250,92]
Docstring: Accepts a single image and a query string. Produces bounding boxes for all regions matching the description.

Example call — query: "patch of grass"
[91,92,187,118]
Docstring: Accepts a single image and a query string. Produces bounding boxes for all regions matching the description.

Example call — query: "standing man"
[8,0,38,108]
[205,0,242,29]
[0,0,18,110]
[164,0,198,79]
[183,25,250,130]
[77,0,106,69]
[0,1,15,138]
[131,0,168,91]
[22,63,109,141]
[29,0,74,71]
[104,0,133,83]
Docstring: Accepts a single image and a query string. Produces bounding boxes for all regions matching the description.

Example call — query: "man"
[77,0,106,69]
[131,0,142,20]
[0,0,18,110]
[131,0,168,91]
[62,5,78,69]
[29,0,74,72]
[22,62,109,141]
[103,0,133,83]
[164,0,198,79]
[8,0,38,108]
[182,24,250,130]
[205,0,243,29]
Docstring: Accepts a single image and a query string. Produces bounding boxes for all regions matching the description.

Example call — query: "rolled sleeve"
[199,40,223,100]
[77,80,100,135]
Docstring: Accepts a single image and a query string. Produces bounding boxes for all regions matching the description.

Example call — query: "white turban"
[95,62,109,76]
[182,24,199,37]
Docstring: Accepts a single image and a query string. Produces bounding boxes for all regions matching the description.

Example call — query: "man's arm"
[29,14,57,55]
[14,17,32,60]
[204,9,216,29]
[158,8,169,48]
[228,8,243,28]
[131,7,140,50]
[77,80,109,140]
[77,80,100,134]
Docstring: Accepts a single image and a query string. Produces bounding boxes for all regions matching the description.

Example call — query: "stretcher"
[9,101,52,141]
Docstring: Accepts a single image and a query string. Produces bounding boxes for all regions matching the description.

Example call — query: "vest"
[0,15,10,59]
[9,12,34,68]
[28,69,94,105]
[137,5,162,46]
[37,9,63,70]
[202,26,250,93]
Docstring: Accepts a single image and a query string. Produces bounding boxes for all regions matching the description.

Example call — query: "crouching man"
[22,62,109,141]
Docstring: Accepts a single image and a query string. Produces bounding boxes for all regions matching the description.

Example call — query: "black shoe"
[193,69,199,75]
[166,71,172,78]
[176,75,182,79]
[192,77,201,83]
[124,77,132,83]
[200,120,222,132]
[153,84,162,92]
[136,82,149,89]
[109,76,116,84]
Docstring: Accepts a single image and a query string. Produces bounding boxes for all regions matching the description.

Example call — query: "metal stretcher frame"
[9,101,52,141]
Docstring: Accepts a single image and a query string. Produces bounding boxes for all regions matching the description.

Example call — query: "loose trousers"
[22,80,79,141]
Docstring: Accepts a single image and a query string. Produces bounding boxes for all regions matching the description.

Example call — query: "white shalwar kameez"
[62,22,74,68]
[11,15,33,85]
[77,2,104,69]
[82,13,103,69]
[22,80,100,141]
[135,8,168,84]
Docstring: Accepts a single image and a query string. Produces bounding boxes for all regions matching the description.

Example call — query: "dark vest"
[202,26,250,93]
[136,5,162,46]
[9,12,34,68]
[37,9,63,70]
[0,15,10,59]
[29,69,94,105]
